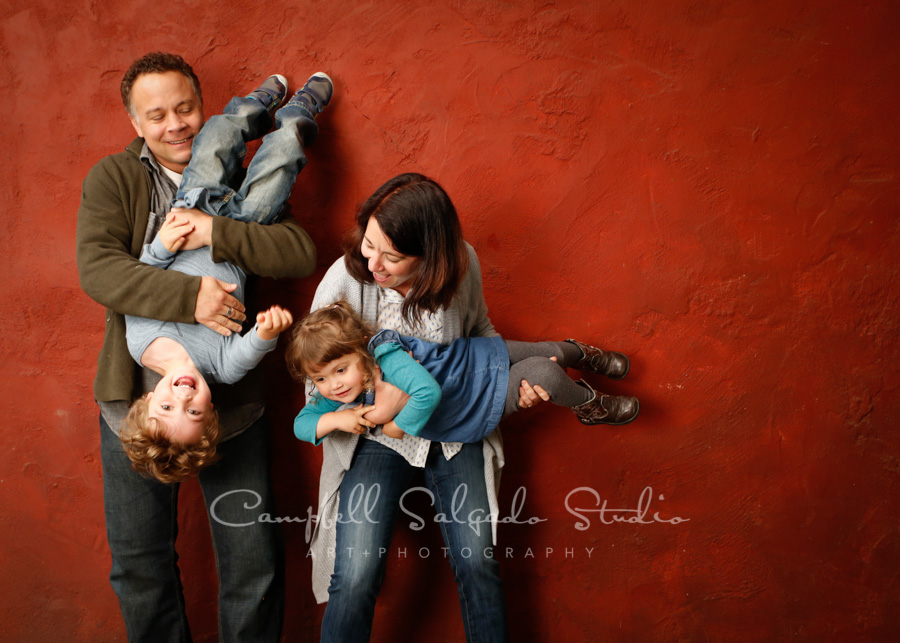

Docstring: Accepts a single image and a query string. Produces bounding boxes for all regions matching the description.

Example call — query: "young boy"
[122,71,334,482]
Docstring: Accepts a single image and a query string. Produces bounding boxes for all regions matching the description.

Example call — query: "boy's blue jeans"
[175,96,318,225]
[320,439,509,642]
[101,414,284,642]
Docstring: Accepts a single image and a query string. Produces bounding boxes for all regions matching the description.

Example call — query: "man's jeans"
[176,95,318,225]
[320,439,509,642]
[100,414,284,642]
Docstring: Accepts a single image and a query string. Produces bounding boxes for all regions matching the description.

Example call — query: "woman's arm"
[359,370,409,426]
[460,245,498,338]
[373,343,442,437]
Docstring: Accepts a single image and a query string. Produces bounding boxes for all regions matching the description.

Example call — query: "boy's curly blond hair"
[120,395,221,484]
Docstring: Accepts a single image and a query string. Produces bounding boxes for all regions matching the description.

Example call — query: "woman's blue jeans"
[100,414,284,642]
[320,439,509,642]
[175,95,317,225]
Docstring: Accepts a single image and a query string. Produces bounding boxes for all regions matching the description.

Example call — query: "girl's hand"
[331,405,377,434]
[158,212,195,253]
[256,305,293,341]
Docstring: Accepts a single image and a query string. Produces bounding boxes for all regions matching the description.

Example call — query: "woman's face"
[361,216,420,296]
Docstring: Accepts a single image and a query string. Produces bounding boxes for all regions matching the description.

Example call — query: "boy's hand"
[256,305,293,341]
[332,405,377,435]
[168,208,213,250]
[159,212,195,253]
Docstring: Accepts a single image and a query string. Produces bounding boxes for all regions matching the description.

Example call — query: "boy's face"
[309,353,369,404]
[147,367,213,444]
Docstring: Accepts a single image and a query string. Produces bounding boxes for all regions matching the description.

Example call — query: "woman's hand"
[518,379,550,409]
[518,355,555,409]
[363,369,409,425]
[381,420,406,440]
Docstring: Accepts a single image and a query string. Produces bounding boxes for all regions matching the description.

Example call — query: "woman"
[307,173,544,642]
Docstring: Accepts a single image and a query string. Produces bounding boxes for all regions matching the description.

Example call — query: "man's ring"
[226,306,232,318]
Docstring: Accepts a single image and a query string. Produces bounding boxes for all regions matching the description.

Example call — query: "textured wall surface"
[1,0,898,640]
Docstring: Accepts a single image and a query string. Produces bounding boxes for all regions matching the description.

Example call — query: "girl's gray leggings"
[502,340,593,417]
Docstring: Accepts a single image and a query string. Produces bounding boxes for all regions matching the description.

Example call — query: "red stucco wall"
[2,0,898,640]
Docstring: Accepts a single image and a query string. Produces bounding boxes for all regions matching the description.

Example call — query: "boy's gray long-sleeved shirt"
[125,236,276,385]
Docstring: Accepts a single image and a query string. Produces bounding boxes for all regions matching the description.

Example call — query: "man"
[77,52,317,641]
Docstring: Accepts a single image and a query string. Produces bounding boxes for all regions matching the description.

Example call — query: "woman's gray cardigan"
[306,244,505,603]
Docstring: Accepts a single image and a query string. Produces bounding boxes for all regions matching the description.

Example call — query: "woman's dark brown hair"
[342,173,468,323]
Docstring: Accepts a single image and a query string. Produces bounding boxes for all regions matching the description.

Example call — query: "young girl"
[287,301,639,445]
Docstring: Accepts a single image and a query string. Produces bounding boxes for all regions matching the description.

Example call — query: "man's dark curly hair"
[121,52,202,115]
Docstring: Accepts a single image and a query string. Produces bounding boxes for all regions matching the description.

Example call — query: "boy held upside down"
[122,71,334,482]
[287,301,639,445]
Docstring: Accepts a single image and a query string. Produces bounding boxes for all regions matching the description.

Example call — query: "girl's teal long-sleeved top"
[293,329,509,445]
[293,331,442,445]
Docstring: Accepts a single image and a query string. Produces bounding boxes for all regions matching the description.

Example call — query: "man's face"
[128,70,204,173]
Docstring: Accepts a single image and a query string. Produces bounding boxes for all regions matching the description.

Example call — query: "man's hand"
[363,369,410,425]
[158,212,195,253]
[256,305,293,341]
[168,207,214,250]
[195,276,246,336]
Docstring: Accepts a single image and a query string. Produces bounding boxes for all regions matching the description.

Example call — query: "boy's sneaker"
[246,74,289,112]
[286,72,334,117]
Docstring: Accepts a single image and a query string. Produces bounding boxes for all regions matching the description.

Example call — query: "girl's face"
[361,216,420,296]
[309,352,369,403]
